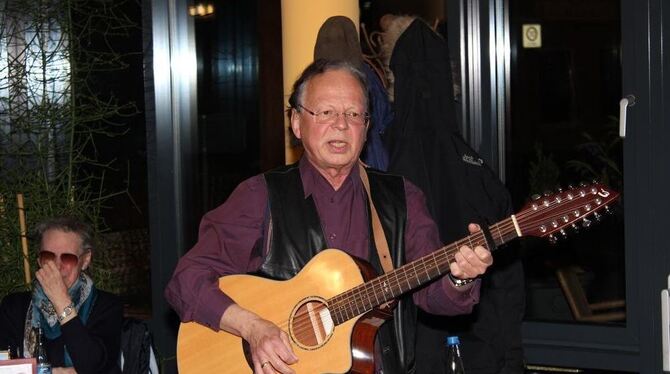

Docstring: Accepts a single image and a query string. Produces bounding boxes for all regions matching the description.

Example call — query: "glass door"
[507,0,625,326]
[500,0,667,372]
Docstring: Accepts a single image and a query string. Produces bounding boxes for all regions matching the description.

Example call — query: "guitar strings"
[275,234,482,338]
[270,189,607,342]
[281,218,554,337]
[282,193,599,339]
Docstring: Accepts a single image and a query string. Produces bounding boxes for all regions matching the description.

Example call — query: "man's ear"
[290,108,302,139]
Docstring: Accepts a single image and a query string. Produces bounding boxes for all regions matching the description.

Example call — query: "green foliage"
[0,0,138,299]
[567,116,623,191]
[527,118,623,206]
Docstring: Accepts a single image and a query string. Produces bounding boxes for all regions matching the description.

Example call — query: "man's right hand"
[220,304,298,374]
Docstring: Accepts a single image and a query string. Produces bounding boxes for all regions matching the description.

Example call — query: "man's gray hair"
[288,59,369,112]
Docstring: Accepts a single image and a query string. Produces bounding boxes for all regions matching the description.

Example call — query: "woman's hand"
[35,261,72,313]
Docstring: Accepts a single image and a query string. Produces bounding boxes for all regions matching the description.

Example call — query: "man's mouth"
[329,140,347,148]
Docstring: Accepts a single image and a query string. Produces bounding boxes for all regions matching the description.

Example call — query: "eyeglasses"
[297,104,369,127]
[38,250,82,268]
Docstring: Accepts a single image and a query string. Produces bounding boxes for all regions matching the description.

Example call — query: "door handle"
[619,94,636,138]
[662,274,670,371]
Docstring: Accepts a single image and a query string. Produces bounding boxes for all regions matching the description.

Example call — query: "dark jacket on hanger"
[385,19,525,374]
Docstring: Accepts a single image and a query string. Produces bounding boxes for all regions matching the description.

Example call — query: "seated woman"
[0,217,122,374]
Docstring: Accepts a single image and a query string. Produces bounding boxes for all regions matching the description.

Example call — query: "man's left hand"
[449,223,493,280]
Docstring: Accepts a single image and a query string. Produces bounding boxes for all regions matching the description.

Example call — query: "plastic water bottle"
[445,335,465,374]
[34,327,52,374]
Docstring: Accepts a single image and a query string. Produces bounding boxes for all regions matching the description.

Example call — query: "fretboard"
[327,216,520,325]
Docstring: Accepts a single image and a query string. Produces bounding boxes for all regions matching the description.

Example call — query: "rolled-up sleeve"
[164,176,268,330]
[403,179,481,315]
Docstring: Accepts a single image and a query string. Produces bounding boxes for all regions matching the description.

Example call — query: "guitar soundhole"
[289,297,334,350]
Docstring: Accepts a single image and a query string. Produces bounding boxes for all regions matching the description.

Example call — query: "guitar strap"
[358,162,394,274]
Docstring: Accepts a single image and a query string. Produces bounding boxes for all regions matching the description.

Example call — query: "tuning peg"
[567,184,576,190]
[591,179,599,185]
[604,205,612,215]
[559,229,568,238]
[531,194,541,201]
[593,212,602,222]
[571,223,580,233]
[582,217,592,228]
[579,181,588,187]
[555,185,564,193]
[543,190,552,197]
[548,234,557,244]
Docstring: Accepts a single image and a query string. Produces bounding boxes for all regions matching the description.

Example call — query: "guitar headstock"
[516,183,620,239]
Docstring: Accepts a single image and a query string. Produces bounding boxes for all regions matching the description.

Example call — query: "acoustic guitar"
[177,183,619,373]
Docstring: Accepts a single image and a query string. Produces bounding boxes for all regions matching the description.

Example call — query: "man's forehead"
[304,70,366,100]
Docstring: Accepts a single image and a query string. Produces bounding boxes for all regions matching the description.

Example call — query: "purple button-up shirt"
[165,158,480,331]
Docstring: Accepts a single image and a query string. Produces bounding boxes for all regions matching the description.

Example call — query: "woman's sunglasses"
[38,250,81,268]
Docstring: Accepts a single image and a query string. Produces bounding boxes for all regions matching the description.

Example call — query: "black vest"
[259,163,417,373]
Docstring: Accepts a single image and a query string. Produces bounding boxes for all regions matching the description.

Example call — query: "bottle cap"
[446,336,460,346]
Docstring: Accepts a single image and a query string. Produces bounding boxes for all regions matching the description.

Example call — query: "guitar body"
[177,249,389,374]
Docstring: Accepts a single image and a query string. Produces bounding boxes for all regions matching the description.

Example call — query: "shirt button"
[329,233,337,240]
[330,197,335,203]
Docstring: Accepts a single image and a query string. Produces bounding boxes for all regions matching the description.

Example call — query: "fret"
[363,285,372,311]
[352,286,364,316]
[480,233,487,250]
[432,251,442,276]
[380,275,393,299]
[414,263,422,285]
[351,288,363,317]
[366,282,378,309]
[343,290,358,320]
[411,264,422,287]
[337,306,347,325]
[391,272,403,298]
[430,261,442,278]
[405,266,414,290]
[423,259,432,281]
[336,300,348,322]
[495,223,505,244]
[338,301,348,323]
[331,303,341,325]
[384,278,394,299]
[362,285,372,312]
[380,278,392,299]
[371,281,381,306]
[396,270,407,296]
[337,305,346,324]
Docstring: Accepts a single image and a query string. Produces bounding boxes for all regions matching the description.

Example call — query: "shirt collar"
[299,157,361,198]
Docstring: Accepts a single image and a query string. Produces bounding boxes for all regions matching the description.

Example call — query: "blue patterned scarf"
[24,273,97,367]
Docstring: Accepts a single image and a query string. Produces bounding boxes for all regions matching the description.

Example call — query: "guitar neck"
[328,216,521,324]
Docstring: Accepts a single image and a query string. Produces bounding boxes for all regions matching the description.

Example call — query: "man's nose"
[330,113,349,130]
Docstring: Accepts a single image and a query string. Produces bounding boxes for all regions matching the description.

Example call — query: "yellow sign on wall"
[522,24,542,48]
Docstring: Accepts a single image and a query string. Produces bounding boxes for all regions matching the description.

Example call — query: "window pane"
[507,0,625,324]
